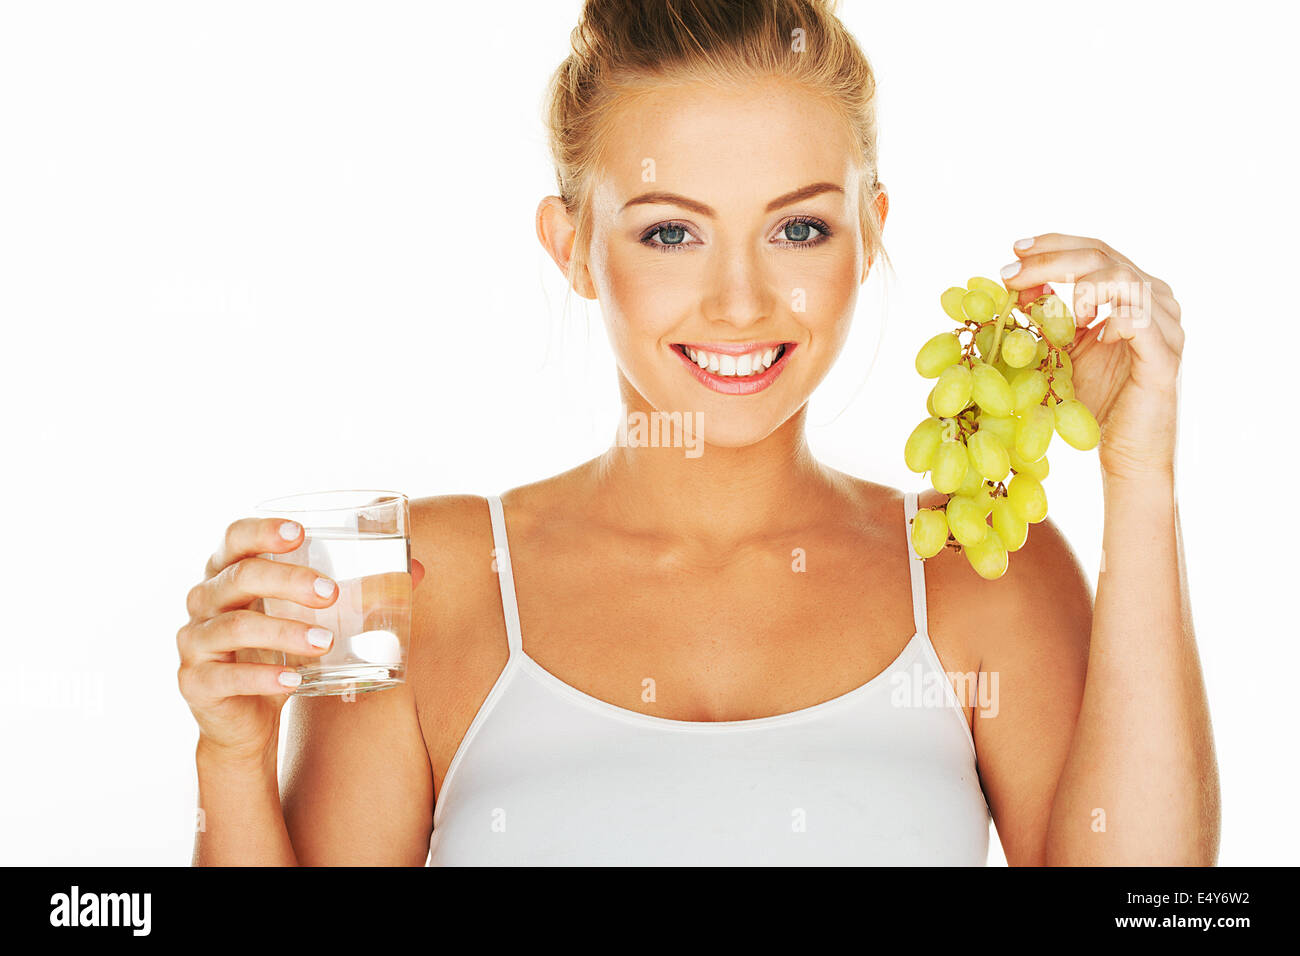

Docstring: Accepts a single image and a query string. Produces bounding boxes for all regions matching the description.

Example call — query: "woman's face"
[580,77,885,448]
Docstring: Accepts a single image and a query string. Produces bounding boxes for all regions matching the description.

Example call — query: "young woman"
[177,0,1217,865]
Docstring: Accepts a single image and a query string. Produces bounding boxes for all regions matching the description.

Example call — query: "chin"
[659,401,788,451]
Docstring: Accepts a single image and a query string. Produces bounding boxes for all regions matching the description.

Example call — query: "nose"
[701,242,775,332]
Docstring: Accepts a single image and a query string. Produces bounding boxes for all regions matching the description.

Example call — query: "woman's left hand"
[1000,233,1185,481]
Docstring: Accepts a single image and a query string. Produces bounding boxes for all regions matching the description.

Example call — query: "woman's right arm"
[178,514,431,865]
[194,735,296,866]
[178,515,335,865]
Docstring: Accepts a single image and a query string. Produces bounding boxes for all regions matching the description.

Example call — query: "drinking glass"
[253,490,412,697]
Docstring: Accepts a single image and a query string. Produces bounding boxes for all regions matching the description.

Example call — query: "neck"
[583,388,833,550]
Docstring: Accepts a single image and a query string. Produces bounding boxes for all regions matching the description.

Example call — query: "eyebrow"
[619,181,844,217]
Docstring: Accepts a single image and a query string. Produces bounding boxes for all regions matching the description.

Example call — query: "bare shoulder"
[965,507,1094,666]
[407,465,598,658]
[409,493,496,602]
[407,491,510,659]
[406,493,509,794]
[910,485,1095,656]
[830,471,1092,676]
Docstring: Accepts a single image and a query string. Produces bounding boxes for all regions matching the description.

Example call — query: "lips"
[670,341,797,395]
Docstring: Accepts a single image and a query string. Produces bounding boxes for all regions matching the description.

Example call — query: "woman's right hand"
[177,516,339,762]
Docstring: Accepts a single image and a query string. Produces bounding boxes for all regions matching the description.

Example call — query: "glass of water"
[253,490,412,697]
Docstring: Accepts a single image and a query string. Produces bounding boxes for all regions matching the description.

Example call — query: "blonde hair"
[542,0,890,311]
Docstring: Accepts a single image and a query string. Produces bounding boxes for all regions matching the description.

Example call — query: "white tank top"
[427,490,990,865]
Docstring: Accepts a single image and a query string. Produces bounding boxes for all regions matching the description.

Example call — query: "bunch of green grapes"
[904,276,1100,580]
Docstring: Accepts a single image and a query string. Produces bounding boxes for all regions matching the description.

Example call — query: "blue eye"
[640,221,697,252]
[776,216,832,247]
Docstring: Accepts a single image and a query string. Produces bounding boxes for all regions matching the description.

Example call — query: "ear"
[862,185,890,284]
[536,195,597,299]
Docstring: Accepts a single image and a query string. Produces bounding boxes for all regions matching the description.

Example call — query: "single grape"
[904,417,944,472]
[910,507,949,559]
[926,386,938,417]
[1043,310,1076,348]
[1028,295,1069,330]
[1040,294,1072,321]
[971,363,1015,416]
[964,528,1008,580]
[991,497,1028,552]
[976,413,1017,449]
[972,278,1008,316]
[1052,374,1075,401]
[930,439,969,494]
[1000,328,1038,368]
[1010,368,1049,413]
[968,429,1010,481]
[915,332,963,378]
[1035,338,1050,365]
[962,290,996,324]
[933,363,973,417]
[974,326,995,359]
[941,286,968,322]
[1008,447,1049,481]
[1055,348,1073,377]
[1054,398,1101,450]
[945,494,989,547]
[1015,404,1055,462]
[1007,473,1048,523]
[970,480,995,516]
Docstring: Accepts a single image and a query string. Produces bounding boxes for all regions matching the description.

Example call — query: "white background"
[2,0,1295,866]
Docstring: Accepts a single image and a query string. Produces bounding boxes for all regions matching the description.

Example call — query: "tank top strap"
[902,490,930,637]
[485,494,523,657]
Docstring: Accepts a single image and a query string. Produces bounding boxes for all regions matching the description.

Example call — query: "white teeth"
[683,345,782,377]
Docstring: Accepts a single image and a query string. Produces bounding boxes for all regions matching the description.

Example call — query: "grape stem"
[987,300,1013,365]
[1041,342,1067,404]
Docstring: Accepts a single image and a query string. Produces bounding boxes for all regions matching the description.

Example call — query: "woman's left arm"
[1001,233,1219,864]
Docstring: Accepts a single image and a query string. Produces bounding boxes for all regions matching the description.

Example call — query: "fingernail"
[278,671,302,688]
[999,261,1021,279]
[278,521,301,540]
[1013,237,1034,251]
[307,627,333,648]
[314,577,335,598]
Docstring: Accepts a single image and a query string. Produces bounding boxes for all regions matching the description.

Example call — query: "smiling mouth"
[668,340,797,395]
[671,343,790,377]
